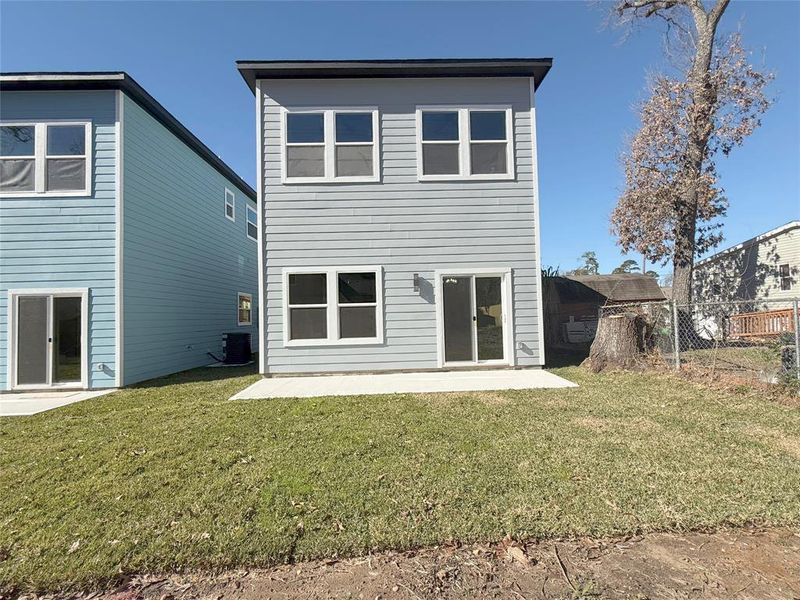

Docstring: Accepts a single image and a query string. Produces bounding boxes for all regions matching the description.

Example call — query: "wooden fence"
[729,307,798,339]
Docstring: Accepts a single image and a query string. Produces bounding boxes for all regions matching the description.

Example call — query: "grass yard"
[1,366,799,592]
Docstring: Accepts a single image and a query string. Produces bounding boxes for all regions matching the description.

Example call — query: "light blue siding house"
[0,73,258,391]
[237,59,551,375]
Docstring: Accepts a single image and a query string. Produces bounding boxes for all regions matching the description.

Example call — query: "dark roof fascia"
[236,58,553,94]
[0,72,256,200]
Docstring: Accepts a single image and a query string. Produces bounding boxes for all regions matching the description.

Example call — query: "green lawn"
[2,366,799,592]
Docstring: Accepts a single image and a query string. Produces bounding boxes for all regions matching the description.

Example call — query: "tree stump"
[585,313,647,373]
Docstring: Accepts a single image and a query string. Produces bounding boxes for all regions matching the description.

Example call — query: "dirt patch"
[27,527,800,599]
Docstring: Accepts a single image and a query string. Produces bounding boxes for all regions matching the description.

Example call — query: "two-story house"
[237,59,552,375]
[0,72,258,391]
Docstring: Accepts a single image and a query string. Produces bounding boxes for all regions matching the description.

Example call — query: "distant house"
[694,220,799,305]
[543,273,665,345]
[693,221,799,339]
[0,72,258,391]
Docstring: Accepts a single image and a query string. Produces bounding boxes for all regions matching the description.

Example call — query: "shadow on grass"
[127,357,260,389]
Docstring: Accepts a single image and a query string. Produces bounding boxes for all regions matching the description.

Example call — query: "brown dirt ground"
[22,526,800,600]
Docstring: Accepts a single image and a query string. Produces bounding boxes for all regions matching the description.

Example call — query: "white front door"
[438,271,512,367]
[10,290,87,389]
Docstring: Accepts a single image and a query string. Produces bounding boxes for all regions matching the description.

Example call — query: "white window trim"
[280,107,380,184]
[433,267,515,369]
[224,187,236,221]
[0,120,92,197]
[415,106,515,182]
[246,204,258,241]
[238,292,253,326]
[282,266,384,347]
[779,264,792,291]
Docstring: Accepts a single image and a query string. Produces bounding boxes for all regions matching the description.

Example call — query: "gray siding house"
[694,220,799,305]
[0,73,258,391]
[238,59,552,375]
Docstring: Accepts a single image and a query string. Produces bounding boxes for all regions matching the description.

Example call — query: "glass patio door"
[14,294,83,388]
[441,274,506,365]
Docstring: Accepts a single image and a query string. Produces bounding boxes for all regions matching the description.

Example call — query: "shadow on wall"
[127,358,259,389]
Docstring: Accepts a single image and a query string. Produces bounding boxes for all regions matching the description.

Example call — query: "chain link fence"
[599,297,800,384]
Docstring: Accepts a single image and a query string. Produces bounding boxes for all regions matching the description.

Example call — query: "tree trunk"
[585,313,647,372]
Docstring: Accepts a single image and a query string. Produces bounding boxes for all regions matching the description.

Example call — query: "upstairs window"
[283,109,379,183]
[780,264,792,291]
[246,205,258,241]
[224,188,235,221]
[284,267,384,345]
[416,107,514,181]
[0,122,91,196]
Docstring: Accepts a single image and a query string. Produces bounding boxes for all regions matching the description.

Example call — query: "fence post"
[672,300,681,370]
[793,298,800,379]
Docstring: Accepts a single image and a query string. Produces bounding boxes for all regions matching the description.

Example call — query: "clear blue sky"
[1,1,797,276]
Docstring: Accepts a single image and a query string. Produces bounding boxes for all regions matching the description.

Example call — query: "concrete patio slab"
[231,368,577,400]
[0,389,116,417]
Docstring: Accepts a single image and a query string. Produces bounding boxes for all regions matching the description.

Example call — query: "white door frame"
[7,288,89,390]
[434,268,515,368]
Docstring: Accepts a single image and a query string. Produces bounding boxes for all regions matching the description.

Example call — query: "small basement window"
[416,107,514,181]
[224,188,235,221]
[238,293,253,326]
[283,109,379,183]
[246,205,258,241]
[0,122,91,196]
[780,264,792,291]
[284,267,384,345]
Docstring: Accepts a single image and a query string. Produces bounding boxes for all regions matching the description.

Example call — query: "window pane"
[226,203,234,218]
[289,273,327,305]
[335,145,373,177]
[470,143,507,175]
[46,158,86,191]
[287,145,324,178]
[286,113,324,143]
[340,306,376,338]
[47,125,86,155]
[247,208,257,225]
[53,296,82,383]
[17,296,49,385]
[0,126,35,156]
[475,276,504,360]
[0,159,35,192]
[239,309,252,324]
[470,111,506,141]
[422,112,458,141]
[422,143,459,175]
[338,272,376,303]
[239,295,252,311]
[336,113,373,143]
[247,222,258,239]
[290,307,327,339]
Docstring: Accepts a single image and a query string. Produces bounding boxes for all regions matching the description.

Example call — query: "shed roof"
[0,72,255,200]
[565,274,666,303]
[236,58,553,94]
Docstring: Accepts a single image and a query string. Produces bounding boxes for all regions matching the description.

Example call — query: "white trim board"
[256,79,267,374]
[115,90,125,387]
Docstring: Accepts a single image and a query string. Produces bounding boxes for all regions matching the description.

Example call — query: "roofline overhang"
[0,72,256,200]
[236,58,553,94]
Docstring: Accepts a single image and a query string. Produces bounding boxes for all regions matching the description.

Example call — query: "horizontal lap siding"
[261,78,542,374]
[122,95,258,385]
[0,91,117,390]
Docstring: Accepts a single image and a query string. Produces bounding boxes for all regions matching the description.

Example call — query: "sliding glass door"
[441,273,508,365]
[13,292,84,388]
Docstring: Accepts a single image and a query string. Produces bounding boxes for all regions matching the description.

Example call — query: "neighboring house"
[694,220,799,305]
[693,220,799,340]
[237,58,552,374]
[0,72,258,391]
[543,274,666,345]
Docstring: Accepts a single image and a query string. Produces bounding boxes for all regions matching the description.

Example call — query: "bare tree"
[610,0,773,307]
